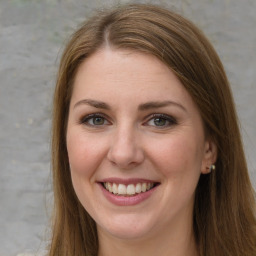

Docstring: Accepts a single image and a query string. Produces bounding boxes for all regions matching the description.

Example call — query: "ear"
[201,138,218,174]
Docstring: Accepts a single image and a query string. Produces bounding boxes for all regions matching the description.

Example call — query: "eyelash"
[79,113,177,128]
[79,113,111,126]
[144,114,177,128]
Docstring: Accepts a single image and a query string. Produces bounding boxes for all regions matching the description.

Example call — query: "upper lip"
[98,177,160,185]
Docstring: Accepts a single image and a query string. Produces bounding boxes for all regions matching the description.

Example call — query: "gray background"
[0,0,255,255]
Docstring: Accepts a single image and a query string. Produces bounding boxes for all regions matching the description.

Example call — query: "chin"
[96,213,156,240]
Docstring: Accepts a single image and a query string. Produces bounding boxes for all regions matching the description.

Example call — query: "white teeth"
[107,182,113,193]
[135,183,142,193]
[141,183,147,192]
[127,184,136,195]
[103,182,155,196]
[118,184,126,195]
[112,183,118,194]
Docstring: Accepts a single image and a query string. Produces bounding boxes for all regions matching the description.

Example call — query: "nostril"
[107,150,145,169]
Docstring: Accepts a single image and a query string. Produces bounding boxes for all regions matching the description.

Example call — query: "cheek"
[147,133,204,177]
[66,130,107,177]
[66,131,108,210]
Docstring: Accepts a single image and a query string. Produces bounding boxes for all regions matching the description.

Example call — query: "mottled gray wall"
[0,0,255,255]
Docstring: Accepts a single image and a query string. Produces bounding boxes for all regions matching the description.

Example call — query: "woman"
[49,3,256,256]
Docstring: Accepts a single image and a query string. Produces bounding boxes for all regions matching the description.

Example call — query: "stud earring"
[210,164,216,172]
[207,164,216,173]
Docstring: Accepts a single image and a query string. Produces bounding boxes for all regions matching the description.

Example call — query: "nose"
[107,126,144,169]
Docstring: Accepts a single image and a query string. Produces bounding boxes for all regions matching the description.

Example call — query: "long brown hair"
[49,4,256,256]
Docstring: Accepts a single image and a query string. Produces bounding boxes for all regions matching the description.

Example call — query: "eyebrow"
[138,100,187,112]
[73,99,187,112]
[73,99,111,110]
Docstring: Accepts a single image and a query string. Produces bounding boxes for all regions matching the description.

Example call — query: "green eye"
[92,117,105,125]
[81,114,110,126]
[146,114,177,128]
[153,117,167,126]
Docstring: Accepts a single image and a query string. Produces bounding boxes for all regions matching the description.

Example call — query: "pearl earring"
[209,164,216,172]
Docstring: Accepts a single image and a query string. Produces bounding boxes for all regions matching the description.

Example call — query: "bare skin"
[67,48,216,256]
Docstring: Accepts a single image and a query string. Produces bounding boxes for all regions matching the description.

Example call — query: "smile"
[103,182,155,196]
[99,179,160,206]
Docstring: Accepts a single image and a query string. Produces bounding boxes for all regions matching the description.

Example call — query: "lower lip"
[99,183,158,206]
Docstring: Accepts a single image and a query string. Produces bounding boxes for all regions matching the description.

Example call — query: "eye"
[145,114,177,128]
[80,114,110,126]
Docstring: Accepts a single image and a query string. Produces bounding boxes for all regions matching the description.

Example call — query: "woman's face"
[66,48,216,241]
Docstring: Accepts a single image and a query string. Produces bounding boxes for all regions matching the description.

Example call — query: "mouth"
[101,182,159,197]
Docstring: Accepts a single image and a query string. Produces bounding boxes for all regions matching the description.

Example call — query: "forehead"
[71,48,194,109]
